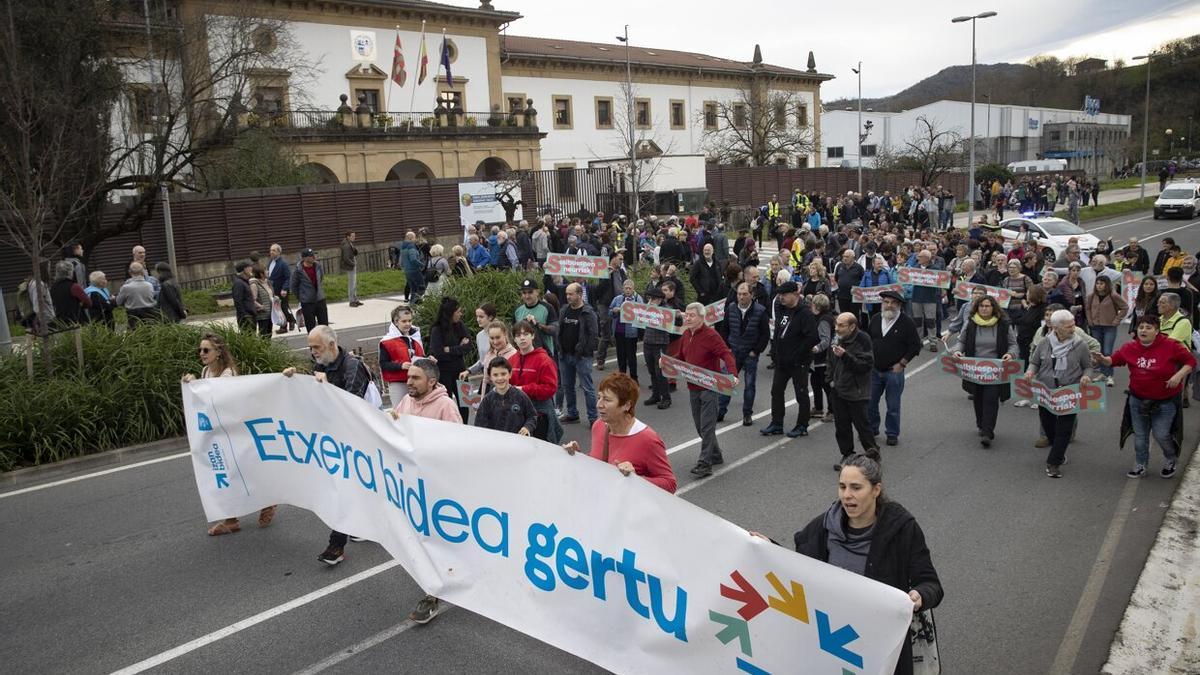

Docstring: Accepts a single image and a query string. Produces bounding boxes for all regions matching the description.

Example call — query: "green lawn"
[183,269,409,319]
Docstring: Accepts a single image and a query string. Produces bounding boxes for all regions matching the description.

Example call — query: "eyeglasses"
[198,347,213,355]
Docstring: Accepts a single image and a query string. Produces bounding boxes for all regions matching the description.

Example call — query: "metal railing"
[246,110,538,134]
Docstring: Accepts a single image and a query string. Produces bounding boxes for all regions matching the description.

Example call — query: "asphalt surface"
[2,206,1198,675]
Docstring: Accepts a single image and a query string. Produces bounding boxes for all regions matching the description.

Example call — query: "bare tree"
[874,115,965,187]
[0,0,115,366]
[86,6,318,250]
[698,85,816,166]
[584,82,676,216]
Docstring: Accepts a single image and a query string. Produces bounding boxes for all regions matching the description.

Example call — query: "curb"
[0,436,188,488]
[1102,445,1200,673]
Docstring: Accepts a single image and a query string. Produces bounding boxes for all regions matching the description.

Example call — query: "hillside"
[825,35,1200,158]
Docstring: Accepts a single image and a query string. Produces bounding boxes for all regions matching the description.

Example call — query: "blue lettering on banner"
[523,521,688,641]
[197,412,212,431]
[215,473,230,488]
[242,417,511,559]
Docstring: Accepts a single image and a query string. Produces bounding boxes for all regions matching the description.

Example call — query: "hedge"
[0,322,302,471]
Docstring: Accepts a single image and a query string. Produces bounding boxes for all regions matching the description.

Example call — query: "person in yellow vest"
[768,194,783,248]
[791,189,807,230]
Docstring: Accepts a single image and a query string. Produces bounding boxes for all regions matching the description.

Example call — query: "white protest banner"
[897,267,952,289]
[852,284,905,305]
[939,355,1023,385]
[658,354,737,396]
[457,378,483,409]
[184,375,912,674]
[545,252,610,279]
[953,281,1013,307]
[458,181,522,225]
[620,301,682,334]
[703,300,726,326]
[1121,270,1142,321]
[1012,377,1107,415]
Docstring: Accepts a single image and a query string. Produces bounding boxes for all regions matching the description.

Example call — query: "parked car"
[999,213,1099,263]
[1154,182,1200,219]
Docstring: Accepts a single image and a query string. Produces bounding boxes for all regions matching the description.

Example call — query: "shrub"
[0,322,302,471]
[414,269,532,363]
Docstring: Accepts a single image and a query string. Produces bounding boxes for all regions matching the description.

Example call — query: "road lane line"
[1048,477,1140,674]
[1085,215,1152,232]
[109,560,402,675]
[290,606,456,675]
[0,452,190,500]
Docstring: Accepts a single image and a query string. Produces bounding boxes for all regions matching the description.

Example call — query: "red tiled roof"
[502,35,833,81]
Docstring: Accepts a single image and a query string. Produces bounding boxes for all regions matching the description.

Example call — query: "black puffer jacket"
[795,500,943,675]
[827,328,874,400]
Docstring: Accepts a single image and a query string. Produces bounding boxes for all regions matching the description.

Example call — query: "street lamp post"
[1132,53,1161,201]
[1167,128,1175,157]
[983,91,992,163]
[852,62,862,195]
[616,27,636,218]
[952,10,997,229]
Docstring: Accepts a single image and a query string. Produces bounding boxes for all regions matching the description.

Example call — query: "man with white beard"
[866,290,922,446]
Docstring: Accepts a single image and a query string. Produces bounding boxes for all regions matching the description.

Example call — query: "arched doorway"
[301,162,339,184]
[474,157,511,180]
[385,159,435,180]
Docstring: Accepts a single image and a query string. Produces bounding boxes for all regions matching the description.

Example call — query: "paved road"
[3,207,1199,675]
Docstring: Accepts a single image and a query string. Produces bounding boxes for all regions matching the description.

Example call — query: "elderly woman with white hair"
[1025,309,1096,478]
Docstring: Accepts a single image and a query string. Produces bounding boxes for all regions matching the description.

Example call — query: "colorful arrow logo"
[720,570,768,620]
[816,610,863,669]
[765,572,809,623]
[709,610,752,657]
[215,473,230,488]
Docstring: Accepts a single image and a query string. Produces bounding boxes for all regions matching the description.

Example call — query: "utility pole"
[852,62,862,195]
[952,11,997,228]
[1132,53,1160,201]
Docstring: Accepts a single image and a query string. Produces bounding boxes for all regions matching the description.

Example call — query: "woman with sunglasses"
[182,332,277,536]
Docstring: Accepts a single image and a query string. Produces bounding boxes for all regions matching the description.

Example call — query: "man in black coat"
[689,243,725,305]
[1119,237,1150,275]
[231,260,257,333]
[867,291,923,446]
[828,312,878,467]
[760,282,819,438]
[833,248,865,317]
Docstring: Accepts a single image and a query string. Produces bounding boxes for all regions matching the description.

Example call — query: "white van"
[1007,159,1069,174]
[1153,182,1200,219]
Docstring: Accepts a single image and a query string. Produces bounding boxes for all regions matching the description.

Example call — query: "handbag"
[910,609,941,675]
[270,296,285,327]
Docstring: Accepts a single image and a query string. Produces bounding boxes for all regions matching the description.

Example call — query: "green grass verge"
[183,269,409,319]
[1078,198,1154,223]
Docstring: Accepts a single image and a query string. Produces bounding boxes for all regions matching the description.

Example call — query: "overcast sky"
[457,0,1200,101]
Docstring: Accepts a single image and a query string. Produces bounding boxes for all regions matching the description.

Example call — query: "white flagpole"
[408,20,425,125]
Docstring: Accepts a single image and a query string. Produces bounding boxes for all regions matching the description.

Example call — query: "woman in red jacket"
[563,372,676,493]
[510,321,561,442]
[1095,315,1196,478]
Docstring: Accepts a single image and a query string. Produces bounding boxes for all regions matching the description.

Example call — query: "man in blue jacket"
[267,243,295,333]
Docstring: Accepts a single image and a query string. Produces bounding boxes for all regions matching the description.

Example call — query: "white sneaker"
[1013,399,1030,408]
[1106,376,1115,387]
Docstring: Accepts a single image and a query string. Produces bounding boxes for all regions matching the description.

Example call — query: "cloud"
[454,0,1200,99]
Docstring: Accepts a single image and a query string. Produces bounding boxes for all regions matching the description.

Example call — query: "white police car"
[999,212,1099,263]
[1153,182,1200,219]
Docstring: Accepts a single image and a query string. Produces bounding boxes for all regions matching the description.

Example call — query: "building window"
[796,155,809,168]
[669,99,685,130]
[732,103,747,129]
[437,88,464,111]
[1068,130,1075,141]
[635,98,650,128]
[130,84,168,128]
[555,164,577,199]
[1049,130,1061,142]
[595,96,613,129]
[703,101,717,130]
[254,86,285,113]
[552,95,573,129]
[797,104,808,127]
[505,93,526,113]
[774,156,788,166]
[355,88,381,112]
[774,100,786,127]
[827,146,844,159]
[860,144,877,158]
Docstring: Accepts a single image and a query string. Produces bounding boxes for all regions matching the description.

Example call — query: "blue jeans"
[1090,325,1118,377]
[1128,394,1179,467]
[561,354,597,422]
[868,369,905,439]
[719,352,758,418]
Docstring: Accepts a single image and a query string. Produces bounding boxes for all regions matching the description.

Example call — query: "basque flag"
[391,32,406,87]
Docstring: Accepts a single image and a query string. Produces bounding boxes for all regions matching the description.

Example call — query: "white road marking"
[290,606,456,675]
[1085,215,1152,232]
[111,561,403,674]
[1049,477,1140,674]
[0,452,190,500]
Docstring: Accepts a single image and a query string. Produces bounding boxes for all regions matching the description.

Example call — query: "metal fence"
[515,167,619,220]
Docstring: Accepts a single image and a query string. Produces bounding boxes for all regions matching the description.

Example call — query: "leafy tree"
[197,129,321,191]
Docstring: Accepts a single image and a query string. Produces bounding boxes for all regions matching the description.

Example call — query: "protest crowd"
[26,178,1200,672]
